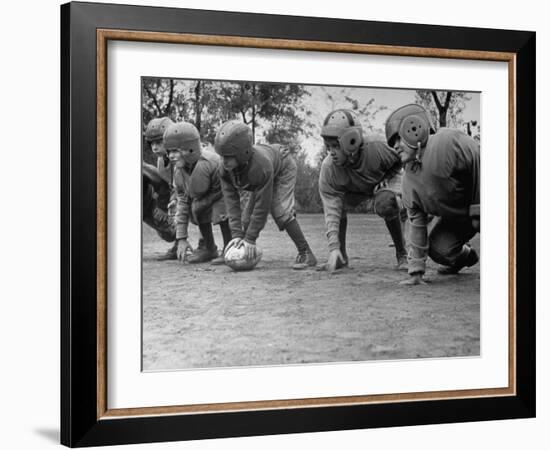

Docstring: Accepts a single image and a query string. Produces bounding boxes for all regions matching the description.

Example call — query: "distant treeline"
[142,78,480,214]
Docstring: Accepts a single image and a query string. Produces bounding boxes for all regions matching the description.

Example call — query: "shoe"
[437,247,479,275]
[394,254,408,271]
[156,242,178,261]
[292,248,317,270]
[187,246,218,264]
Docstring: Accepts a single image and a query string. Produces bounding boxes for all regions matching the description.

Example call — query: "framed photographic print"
[61,1,536,447]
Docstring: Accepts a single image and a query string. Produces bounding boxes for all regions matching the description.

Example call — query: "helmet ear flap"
[339,127,362,154]
[398,114,430,148]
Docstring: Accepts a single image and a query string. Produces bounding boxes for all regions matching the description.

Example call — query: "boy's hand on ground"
[177,239,192,262]
[327,249,345,273]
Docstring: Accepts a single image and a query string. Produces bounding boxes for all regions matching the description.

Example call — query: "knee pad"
[374,190,400,220]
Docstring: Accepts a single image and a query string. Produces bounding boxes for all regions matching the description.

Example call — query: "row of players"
[143,104,479,284]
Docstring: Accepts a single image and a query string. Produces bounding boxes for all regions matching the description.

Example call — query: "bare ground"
[142,213,480,371]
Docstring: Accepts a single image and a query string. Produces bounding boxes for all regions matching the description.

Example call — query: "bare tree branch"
[144,85,162,116]
[443,91,452,110]
[430,90,453,127]
[164,79,174,116]
[194,80,202,131]
[431,91,443,111]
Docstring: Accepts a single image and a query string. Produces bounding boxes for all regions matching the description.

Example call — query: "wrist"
[232,231,245,239]
[326,229,339,251]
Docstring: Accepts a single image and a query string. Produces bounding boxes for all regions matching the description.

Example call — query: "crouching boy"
[214,120,316,270]
[164,122,232,264]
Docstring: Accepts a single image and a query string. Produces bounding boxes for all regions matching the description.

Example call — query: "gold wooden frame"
[96,29,516,420]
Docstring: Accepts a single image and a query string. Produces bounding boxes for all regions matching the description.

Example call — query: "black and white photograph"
[141,78,481,371]
[0,0,543,447]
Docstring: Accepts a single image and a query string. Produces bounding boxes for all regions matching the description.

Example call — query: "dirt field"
[142,213,480,371]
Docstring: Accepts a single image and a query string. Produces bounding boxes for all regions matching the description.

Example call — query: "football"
[224,243,263,271]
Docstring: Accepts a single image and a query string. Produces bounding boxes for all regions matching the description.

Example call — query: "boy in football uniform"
[385,104,480,285]
[142,117,178,260]
[318,109,408,273]
[214,120,316,270]
[145,117,175,184]
[164,122,232,264]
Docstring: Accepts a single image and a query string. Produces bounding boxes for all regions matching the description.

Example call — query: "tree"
[309,87,389,167]
[317,87,387,134]
[414,90,471,130]
[188,81,238,143]
[216,82,311,144]
[293,148,323,213]
[142,78,194,164]
[343,95,388,135]
[261,85,312,146]
[142,78,177,124]
[193,80,202,132]
[464,120,481,142]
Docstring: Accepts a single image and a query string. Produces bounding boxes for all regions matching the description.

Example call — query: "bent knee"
[428,245,452,266]
[374,190,400,220]
[273,210,296,231]
[428,241,464,266]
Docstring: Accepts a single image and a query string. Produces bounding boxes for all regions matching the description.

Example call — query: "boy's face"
[324,137,347,166]
[393,136,418,164]
[167,149,185,168]
[222,156,239,171]
[150,139,166,156]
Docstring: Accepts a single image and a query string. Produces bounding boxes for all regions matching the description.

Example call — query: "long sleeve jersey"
[318,136,402,251]
[219,144,282,244]
[403,128,480,274]
[173,150,223,240]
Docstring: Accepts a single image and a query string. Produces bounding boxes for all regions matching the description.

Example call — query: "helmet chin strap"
[344,148,360,166]
[410,142,423,172]
[416,141,423,160]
